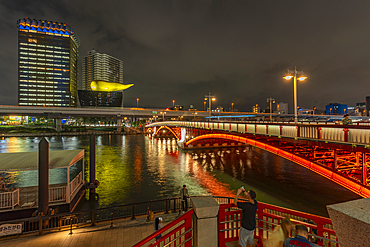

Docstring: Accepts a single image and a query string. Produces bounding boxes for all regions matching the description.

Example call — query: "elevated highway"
[147,120,370,198]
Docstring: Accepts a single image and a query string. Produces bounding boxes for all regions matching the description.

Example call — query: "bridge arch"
[154,126,180,140]
[185,133,370,198]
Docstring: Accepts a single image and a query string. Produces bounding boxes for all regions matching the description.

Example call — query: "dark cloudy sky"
[1,0,370,112]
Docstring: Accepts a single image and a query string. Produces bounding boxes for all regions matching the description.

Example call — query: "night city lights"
[0,1,369,246]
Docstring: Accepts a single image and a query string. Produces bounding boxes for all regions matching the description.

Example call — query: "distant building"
[326,103,347,115]
[17,18,80,107]
[82,49,123,90]
[78,90,122,107]
[252,104,261,113]
[366,96,370,116]
[276,102,288,114]
[355,102,366,116]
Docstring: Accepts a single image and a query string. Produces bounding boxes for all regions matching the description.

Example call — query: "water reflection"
[0,135,361,216]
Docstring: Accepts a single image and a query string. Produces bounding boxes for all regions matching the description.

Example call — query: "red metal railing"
[218,202,339,247]
[133,209,193,247]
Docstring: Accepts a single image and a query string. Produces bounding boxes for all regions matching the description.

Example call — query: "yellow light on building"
[90,80,134,92]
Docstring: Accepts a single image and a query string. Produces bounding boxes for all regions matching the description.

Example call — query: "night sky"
[1,1,370,112]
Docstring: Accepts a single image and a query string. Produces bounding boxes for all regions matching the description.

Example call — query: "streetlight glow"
[204,93,216,120]
[283,67,307,123]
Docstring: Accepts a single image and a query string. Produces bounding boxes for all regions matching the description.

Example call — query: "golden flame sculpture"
[90,80,134,92]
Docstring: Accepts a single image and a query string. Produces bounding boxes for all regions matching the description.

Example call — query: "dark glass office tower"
[17,18,80,107]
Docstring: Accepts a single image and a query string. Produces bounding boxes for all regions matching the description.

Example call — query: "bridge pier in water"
[55,118,62,132]
[117,119,122,133]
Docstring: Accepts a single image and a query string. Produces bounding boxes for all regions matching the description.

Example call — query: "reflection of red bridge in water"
[147,121,370,198]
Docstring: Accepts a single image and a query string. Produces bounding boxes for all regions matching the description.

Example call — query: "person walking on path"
[179,185,190,213]
[265,217,293,247]
[234,187,258,247]
[342,114,353,125]
[153,217,163,241]
[283,224,316,247]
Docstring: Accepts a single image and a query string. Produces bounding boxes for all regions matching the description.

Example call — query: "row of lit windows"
[20,88,67,92]
[19,61,67,67]
[20,71,64,76]
[19,66,69,72]
[19,102,66,106]
[20,94,69,97]
[19,43,67,50]
[19,57,70,62]
[19,75,70,81]
[19,98,68,102]
[19,80,67,84]
[19,47,70,54]
[19,52,69,59]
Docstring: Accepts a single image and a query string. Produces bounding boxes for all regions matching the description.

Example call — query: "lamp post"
[204,93,216,121]
[204,101,206,111]
[283,67,307,123]
[136,98,139,109]
[267,97,275,121]
[160,111,166,121]
[192,112,198,120]
[172,100,175,108]
[231,103,234,112]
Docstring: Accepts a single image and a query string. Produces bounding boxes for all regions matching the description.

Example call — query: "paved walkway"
[0,211,180,247]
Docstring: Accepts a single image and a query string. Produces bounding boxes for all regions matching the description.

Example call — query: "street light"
[204,93,216,120]
[284,67,307,123]
[204,101,206,111]
[192,112,198,120]
[136,98,139,109]
[231,103,234,112]
[160,111,166,121]
[267,97,275,121]
[172,100,175,108]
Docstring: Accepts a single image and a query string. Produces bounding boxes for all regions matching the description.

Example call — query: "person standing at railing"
[283,224,316,247]
[154,217,163,241]
[342,114,353,125]
[265,217,292,247]
[234,187,258,247]
[179,185,190,214]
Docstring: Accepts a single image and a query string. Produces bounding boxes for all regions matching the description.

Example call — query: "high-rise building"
[82,49,123,90]
[276,102,288,114]
[326,103,347,115]
[17,18,80,107]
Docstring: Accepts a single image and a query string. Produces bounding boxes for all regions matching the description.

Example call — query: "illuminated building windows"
[17,18,79,107]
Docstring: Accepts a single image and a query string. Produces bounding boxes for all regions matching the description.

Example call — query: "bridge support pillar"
[89,134,96,198]
[55,118,62,132]
[327,198,370,247]
[117,119,122,133]
[38,138,49,216]
[191,196,219,247]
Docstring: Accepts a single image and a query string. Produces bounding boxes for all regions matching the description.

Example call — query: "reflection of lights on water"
[97,136,103,146]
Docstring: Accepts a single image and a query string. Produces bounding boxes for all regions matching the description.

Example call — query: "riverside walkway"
[0,212,179,247]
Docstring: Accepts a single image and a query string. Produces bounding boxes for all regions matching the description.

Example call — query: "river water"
[0,134,361,216]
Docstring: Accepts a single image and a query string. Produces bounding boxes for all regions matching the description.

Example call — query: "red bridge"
[147,120,370,198]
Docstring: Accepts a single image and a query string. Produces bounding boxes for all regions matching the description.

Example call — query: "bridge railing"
[218,202,338,247]
[0,195,339,246]
[148,121,370,146]
[132,209,193,247]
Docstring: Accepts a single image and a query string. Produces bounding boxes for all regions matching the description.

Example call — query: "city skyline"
[1,1,370,112]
